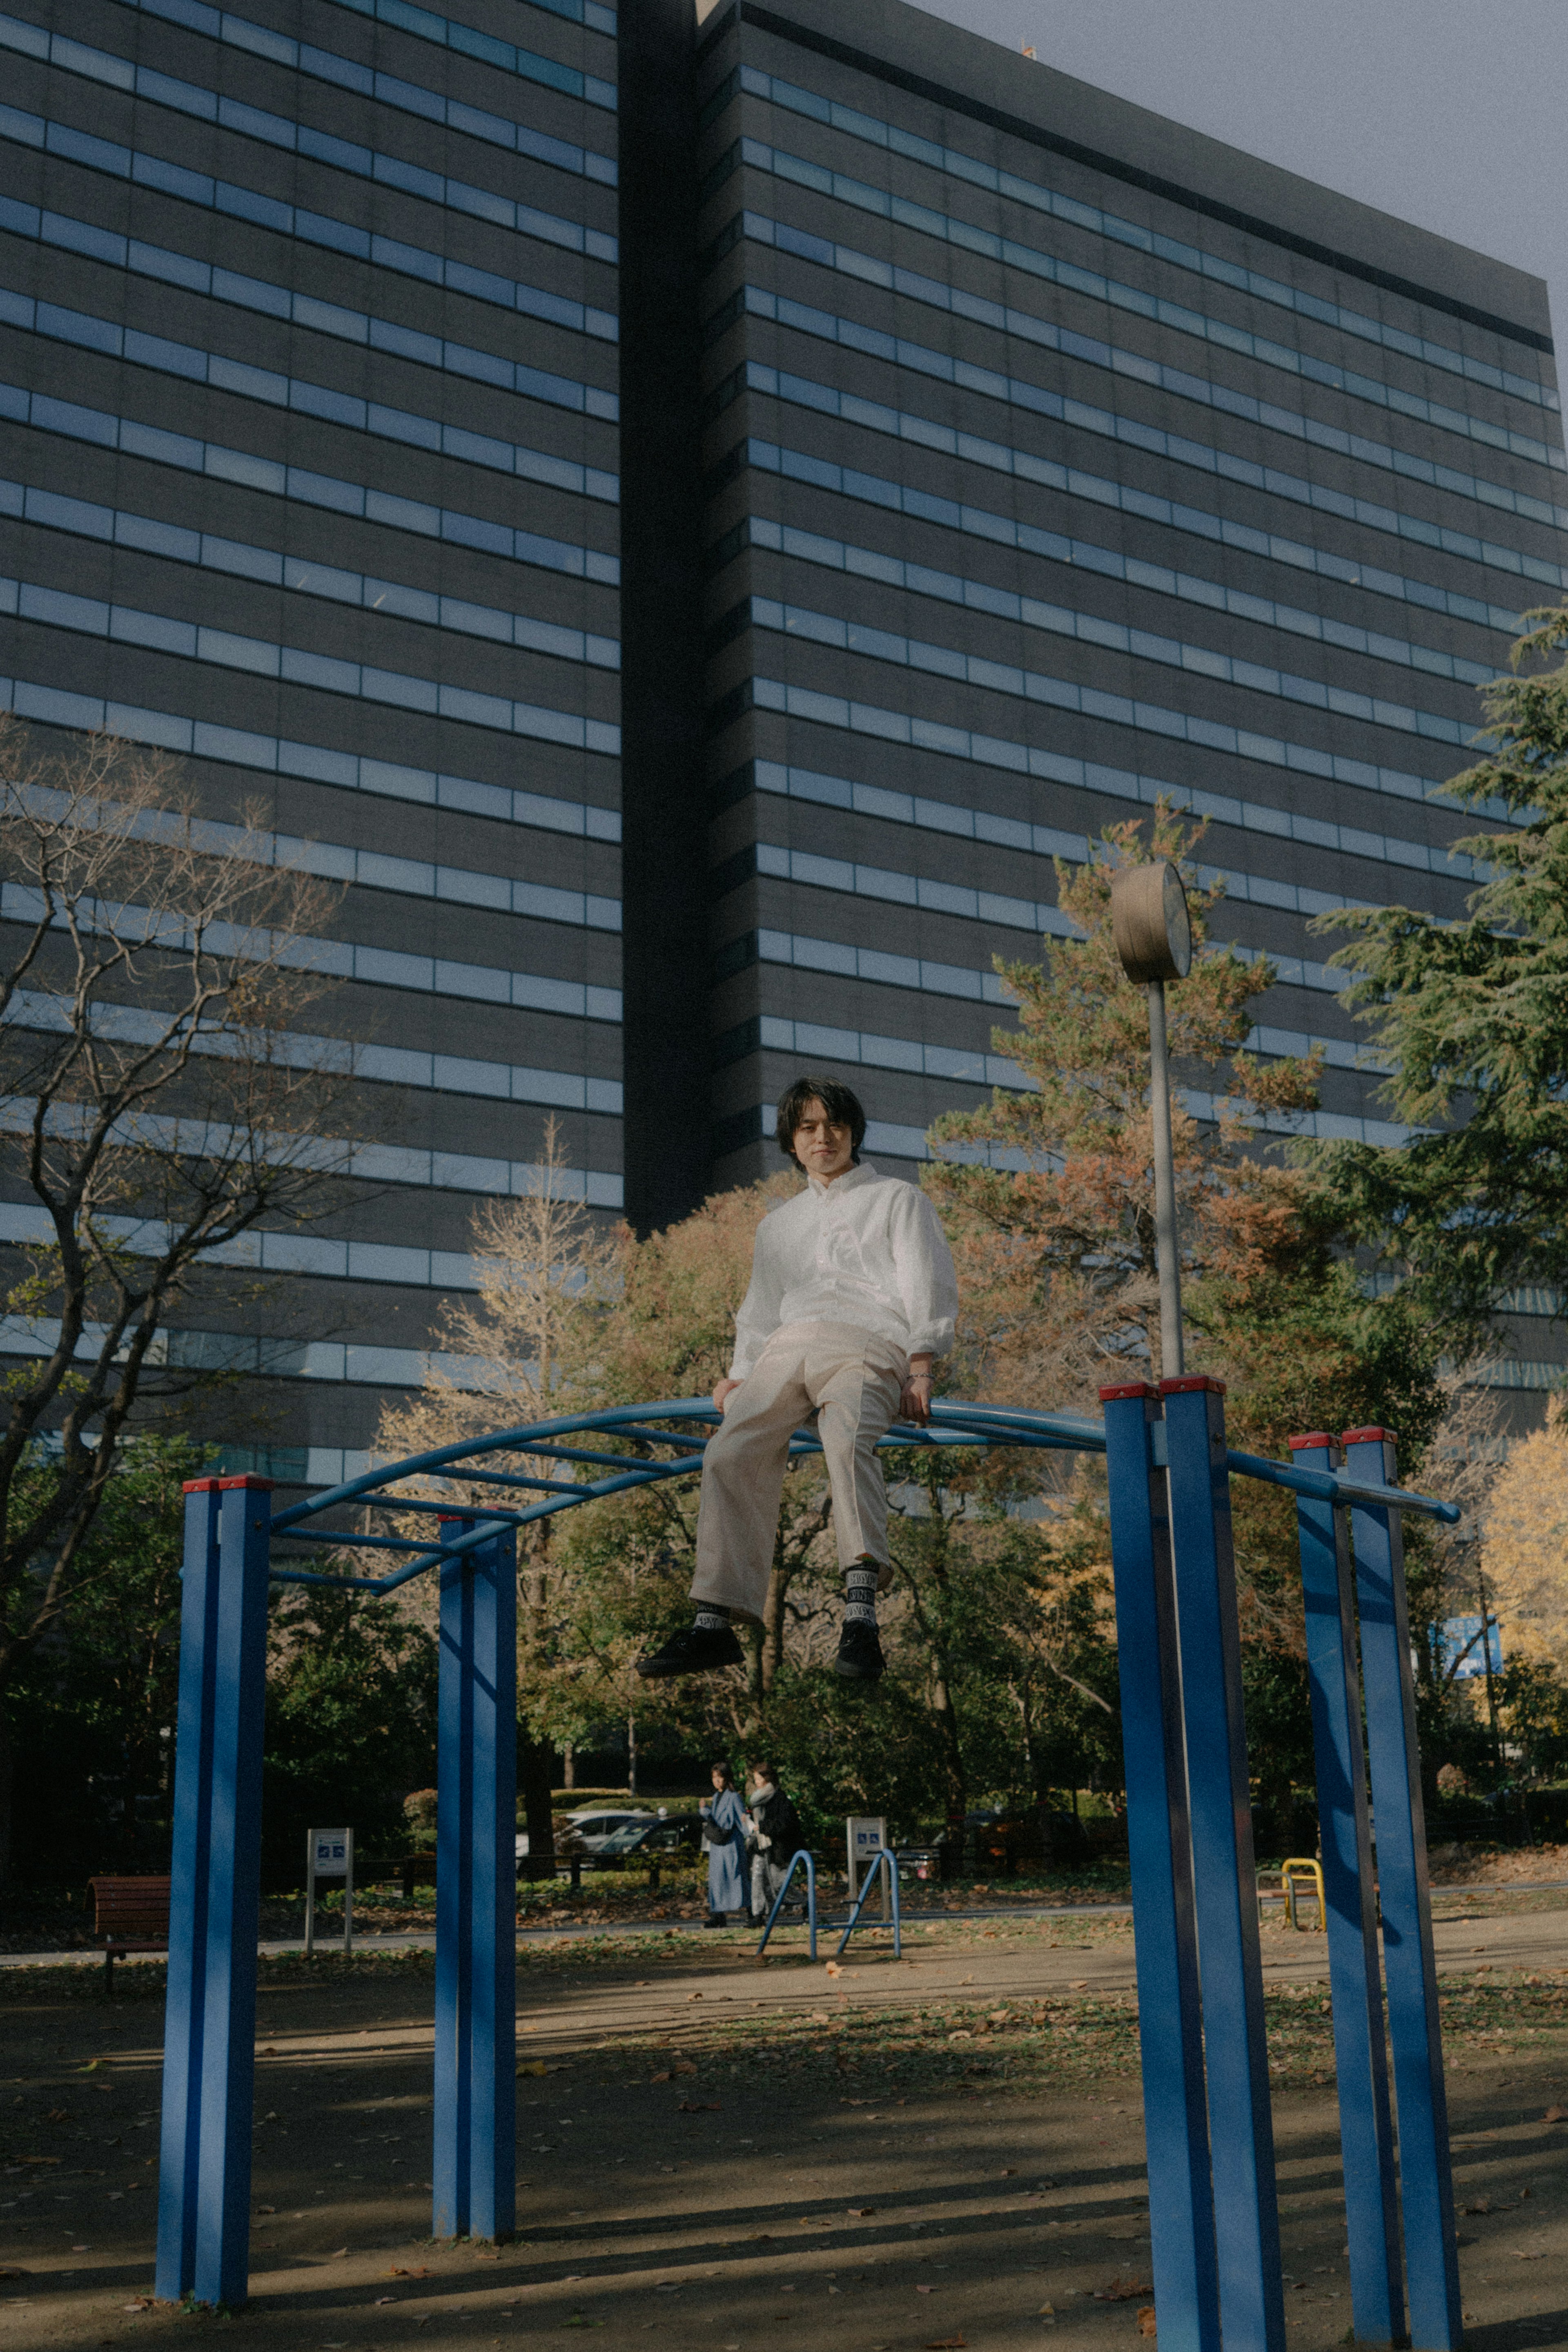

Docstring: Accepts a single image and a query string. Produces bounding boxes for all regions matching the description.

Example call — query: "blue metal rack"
[152,1386,1462,2348]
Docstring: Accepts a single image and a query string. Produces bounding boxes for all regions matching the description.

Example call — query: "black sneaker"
[635,1622,744,1679]
[834,1621,884,1682]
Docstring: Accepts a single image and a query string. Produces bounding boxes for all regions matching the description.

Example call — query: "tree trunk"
[760,1561,793,1694]
[0,1696,12,1886]
[562,1742,575,1791]
[518,1733,556,1879]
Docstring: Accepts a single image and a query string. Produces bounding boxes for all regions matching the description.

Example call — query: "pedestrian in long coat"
[701,1762,747,1925]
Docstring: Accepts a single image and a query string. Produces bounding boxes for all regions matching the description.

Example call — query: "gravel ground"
[1,1901,1565,2349]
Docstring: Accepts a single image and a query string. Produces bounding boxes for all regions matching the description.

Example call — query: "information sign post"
[305,1828,354,1960]
[846,1817,889,1919]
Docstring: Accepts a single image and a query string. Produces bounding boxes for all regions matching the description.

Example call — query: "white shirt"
[728,1160,959,1380]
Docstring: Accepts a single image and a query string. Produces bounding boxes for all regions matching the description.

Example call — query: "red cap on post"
[181,1474,275,1492]
[1287,1433,1336,1453]
[1158,1375,1226,1397]
[1099,1381,1156,1401]
[1340,1426,1394,1446]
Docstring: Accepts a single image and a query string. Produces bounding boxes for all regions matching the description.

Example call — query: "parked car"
[589,1816,700,1866]
[516,1808,656,1866]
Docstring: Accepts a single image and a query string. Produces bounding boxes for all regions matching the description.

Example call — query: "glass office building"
[623,0,1565,1406]
[3,0,1564,1467]
[0,0,623,1481]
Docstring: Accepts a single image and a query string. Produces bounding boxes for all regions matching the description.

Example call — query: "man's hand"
[901,1357,935,1425]
[712,1376,743,1413]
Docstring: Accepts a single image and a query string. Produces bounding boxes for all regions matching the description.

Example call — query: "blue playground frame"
[154,1380,1462,2350]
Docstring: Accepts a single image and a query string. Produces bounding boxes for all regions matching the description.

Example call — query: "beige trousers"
[691,1320,907,1623]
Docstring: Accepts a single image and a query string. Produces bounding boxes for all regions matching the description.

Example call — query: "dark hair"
[775,1077,867,1168]
[710,1761,736,1790]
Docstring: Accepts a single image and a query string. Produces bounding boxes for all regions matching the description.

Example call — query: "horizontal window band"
[3,473,620,670]
[0,192,620,412]
[4,377,619,577]
[103,0,618,120]
[719,914,1353,1008]
[739,589,1481,756]
[706,14,1550,358]
[1,573,622,755]
[726,435,1534,638]
[2,870,619,1004]
[0,354,618,508]
[725,675,1476,902]
[715,215,1565,478]
[4,985,624,1113]
[737,752,1486,899]
[706,86,1555,408]
[725,358,1565,595]
[0,1091,624,1209]
[721,1088,1413,1161]
[0,96,615,327]
[4,778,621,939]
[729,510,1495,701]
[715,285,1566,535]
[733,834,1381,941]
[0,671,623,842]
[0,1307,516,1393]
[719,1007,1027,1089]
[303,0,615,102]
[5,14,617,243]
[715,141,1555,459]
[720,1002,1382,1086]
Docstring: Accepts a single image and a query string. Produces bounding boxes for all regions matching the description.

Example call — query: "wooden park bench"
[88,1876,172,1993]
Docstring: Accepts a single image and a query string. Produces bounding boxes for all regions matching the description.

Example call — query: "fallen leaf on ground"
[916,2283,935,2293]
[388,2266,433,2278]
[1070,1979,1090,1989]
[649,2071,672,2084]
[256,2205,276,2215]
[1039,2305,1056,2317]
[677,2101,720,2113]
[687,1992,704,2002]
[825,1962,843,1977]
[672,2062,697,2077]
[848,2206,875,2217]
[1095,2278,1154,2302]
[329,2246,349,2258]
[122,2300,151,2312]
[1138,2307,1158,2336]
[1545,2105,1567,2122]
[517,2062,550,2078]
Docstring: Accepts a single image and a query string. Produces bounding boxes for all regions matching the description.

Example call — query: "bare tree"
[375,1118,619,1873]
[0,714,359,1875]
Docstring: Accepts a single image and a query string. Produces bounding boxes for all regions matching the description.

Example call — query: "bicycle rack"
[756,1848,818,1960]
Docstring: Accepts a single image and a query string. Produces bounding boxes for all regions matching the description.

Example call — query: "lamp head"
[1111,859,1192,985]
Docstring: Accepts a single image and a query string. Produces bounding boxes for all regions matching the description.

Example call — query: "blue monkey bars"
[154,1384,1461,2347]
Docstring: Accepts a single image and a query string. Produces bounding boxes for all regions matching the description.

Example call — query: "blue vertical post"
[1160,1377,1286,2352]
[433,1516,517,2244]
[156,1474,272,2309]
[1101,1383,1219,2352]
[1341,1429,1461,2352]
[1290,1434,1403,2345]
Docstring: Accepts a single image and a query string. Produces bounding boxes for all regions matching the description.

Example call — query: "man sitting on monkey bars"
[637,1078,958,1686]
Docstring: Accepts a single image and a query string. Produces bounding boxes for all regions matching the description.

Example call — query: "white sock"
[694,1605,731,1632]
[843,1564,880,1627]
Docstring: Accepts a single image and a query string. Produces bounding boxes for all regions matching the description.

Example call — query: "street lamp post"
[1111,860,1193,1380]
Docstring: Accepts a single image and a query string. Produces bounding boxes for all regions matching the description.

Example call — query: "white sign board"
[846,1816,888,1911]
[305,1826,354,1960]
[312,1829,351,1877]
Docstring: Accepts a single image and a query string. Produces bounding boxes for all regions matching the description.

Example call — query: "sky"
[915,0,1568,383]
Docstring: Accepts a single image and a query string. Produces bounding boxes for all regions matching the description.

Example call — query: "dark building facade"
[0,0,624,1481]
[622,0,1565,1405]
[2,0,1564,1472]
